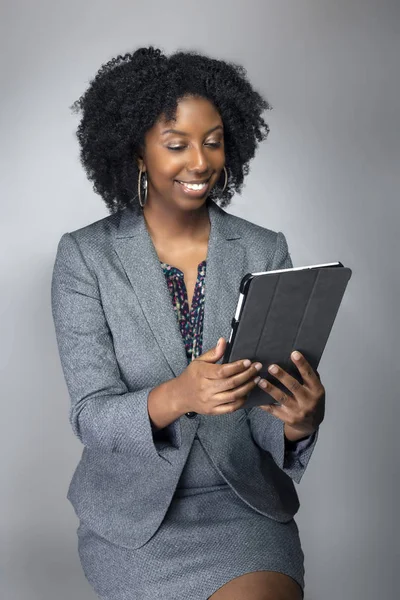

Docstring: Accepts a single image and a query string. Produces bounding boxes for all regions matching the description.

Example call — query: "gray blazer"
[51,199,318,550]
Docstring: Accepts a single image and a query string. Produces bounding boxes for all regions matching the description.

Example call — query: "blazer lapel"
[113,200,247,376]
[202,201,246,354]
[113,204,188,377]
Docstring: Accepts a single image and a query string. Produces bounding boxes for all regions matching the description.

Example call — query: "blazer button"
[185,412,197,419]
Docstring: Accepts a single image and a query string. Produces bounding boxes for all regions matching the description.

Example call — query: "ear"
[136,158,146,172]
[136,147,146,172]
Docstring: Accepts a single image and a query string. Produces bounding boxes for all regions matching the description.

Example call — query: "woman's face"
[137,95,225,212]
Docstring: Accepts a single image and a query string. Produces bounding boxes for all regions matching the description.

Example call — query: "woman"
[51,47,325,600]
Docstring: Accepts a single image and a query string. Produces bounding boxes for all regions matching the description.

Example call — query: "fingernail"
[254,362,262,371]
[259,379,268,389]
[254,376,261,384]
[243,359,251,368]
[269,365,279,374]
[292,351,301,360]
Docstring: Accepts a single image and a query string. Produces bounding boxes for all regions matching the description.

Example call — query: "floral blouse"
[160,260,206,363]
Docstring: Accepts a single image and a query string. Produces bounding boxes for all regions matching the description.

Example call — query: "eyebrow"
[160,125,223,136]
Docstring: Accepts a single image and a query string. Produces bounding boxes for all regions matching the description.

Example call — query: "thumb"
[198,337,226,363]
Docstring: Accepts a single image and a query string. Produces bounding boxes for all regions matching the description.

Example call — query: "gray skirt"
[77,436,305,600]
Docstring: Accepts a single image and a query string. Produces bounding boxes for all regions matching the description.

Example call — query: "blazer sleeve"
[51,232,181,457]
[245,231,319,484]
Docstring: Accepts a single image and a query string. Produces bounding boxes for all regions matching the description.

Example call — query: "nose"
[187,146,209,174]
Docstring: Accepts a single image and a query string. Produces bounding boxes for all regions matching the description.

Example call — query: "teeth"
[179,182,207,190]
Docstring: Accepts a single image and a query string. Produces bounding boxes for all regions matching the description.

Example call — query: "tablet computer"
[222,262,352,408]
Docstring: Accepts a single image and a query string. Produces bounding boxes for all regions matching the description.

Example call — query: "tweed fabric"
[77,424,305,600]
[50,199,319,554]
[77,409,308,599]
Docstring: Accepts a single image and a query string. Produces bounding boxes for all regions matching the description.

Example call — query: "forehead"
[153,96,223,136]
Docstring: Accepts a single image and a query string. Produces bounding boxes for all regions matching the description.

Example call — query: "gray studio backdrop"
[1,1,399,599]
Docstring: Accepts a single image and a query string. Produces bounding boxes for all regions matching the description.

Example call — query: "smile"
[175,178,211,196]
[179,181,208,190]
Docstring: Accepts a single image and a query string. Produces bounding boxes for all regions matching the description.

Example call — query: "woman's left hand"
[256,351,326,442]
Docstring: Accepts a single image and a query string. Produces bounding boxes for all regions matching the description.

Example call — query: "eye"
[167,142,222,151]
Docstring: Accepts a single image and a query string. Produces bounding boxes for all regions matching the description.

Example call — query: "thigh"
[208,570,303,600]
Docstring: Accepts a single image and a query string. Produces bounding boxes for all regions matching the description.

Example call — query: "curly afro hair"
[71,46,271,214]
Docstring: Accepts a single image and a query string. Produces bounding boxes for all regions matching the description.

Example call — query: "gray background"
[1,0,399,598]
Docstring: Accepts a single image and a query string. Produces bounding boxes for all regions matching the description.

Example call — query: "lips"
[174,176,212,197]
[177,177,211,185]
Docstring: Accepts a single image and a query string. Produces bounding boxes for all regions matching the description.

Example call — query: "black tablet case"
[223,265,352,408]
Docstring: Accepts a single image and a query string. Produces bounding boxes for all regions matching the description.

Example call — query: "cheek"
[165,158,185,179]
[211,147,226,167]
[151,153,184,182]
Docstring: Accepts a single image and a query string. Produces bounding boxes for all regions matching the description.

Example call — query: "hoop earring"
[138,167,148,208]
[221,166,228,193]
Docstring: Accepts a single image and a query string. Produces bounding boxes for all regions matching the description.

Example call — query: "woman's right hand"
[173,337,263,416]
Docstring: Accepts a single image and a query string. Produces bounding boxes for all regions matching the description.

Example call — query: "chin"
[172,194,210,211]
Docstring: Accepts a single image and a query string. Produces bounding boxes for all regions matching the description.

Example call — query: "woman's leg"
[208,570,303,600]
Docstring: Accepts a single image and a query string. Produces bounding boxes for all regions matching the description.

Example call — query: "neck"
[142,199,211,247]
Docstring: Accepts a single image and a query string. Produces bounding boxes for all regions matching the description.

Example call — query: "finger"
[290,351,321,389]
[256,376,294,408]
[215,378,258,405]
[207,358,255,381]
[216,362,263,391]
[266,363,305,399]
[258,403,283,416]
[196,337,226,364]
[213,397,247,415]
